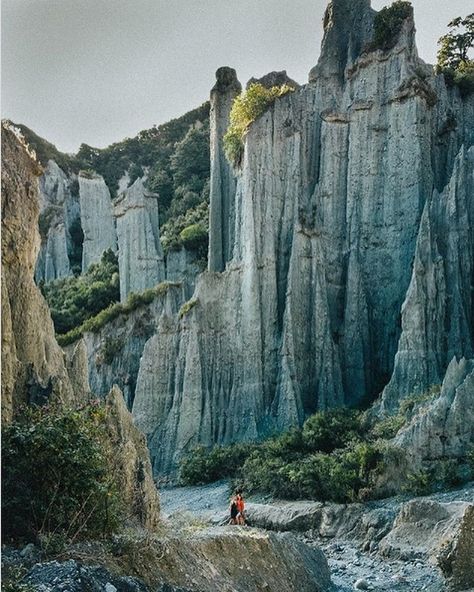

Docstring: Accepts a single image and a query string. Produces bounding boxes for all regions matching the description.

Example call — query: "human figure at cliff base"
[236,491,246,525]
[229,495,239,525]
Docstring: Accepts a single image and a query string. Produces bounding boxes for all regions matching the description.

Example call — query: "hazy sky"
[1,0,469,153]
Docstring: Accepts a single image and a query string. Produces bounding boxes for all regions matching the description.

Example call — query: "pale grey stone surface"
[394,357,474,464]
[79,172,117,271]
[166,247,202,300]
[133,3,473,476]
[70,283,182,409]
[35,160,79,282]
[208,66,241,272]
[114,177,165,301]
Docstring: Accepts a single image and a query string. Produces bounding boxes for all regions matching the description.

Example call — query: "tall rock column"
[114,177,165,301]
[79,172,117,272]
[208,67,241,272]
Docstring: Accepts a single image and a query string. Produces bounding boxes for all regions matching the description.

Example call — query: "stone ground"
[160,482,474,592]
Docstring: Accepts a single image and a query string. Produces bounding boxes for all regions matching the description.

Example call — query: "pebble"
[354,578,370,590]
[105,584,117,592]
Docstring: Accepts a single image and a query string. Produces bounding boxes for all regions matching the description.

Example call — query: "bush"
[223,83,296,166]
[179,409,389,502]
[2,403,123,543]
[57,281,180,346]
[41,249,120,335]
[368,1,413,52]
[179,443,254,485]
[160,201,209,257]
[178,298,199,319]
[302,409,363,452]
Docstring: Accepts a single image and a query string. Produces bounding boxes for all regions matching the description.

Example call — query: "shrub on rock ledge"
[368,0,413,52]
[224,83,296,166]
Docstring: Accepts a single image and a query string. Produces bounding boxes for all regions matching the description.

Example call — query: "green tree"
[2,403,122,542]
[437,14,474,95]
[437,14,474,70]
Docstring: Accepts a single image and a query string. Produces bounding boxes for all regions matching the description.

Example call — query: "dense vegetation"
[368,0,413,52]
[2,402,122,545]
[223,83,296,166]
[180,400,472,502]
[160,200,209,261]
[11,123,80,174]
[437,13,474,96]
[41,249,120,335]
[56,281,179,347]
[77,103,210,207]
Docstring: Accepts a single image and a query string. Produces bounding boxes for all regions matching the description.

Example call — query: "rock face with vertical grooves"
[208,66,241,272]
[79,172,117,272]
[166,247,202,300]
[35,160,79,282]
[66,283,182,409]
[381,146,474,410]
[114,177,165,301]
[130,0,474,477]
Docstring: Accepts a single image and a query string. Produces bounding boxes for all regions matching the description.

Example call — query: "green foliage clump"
[178,298,199,319]
[179,443,255,485]
[368,1,413,52]
[41,249,120,335]
[56,281,180,347]
[160,201,209,259]
[404,459,465,496]
[223,83,296,166]
[437,13,474,96]
[2,402,123,543]
[180,409,396,503]
[179,222,208,254]
[302,408,363,452]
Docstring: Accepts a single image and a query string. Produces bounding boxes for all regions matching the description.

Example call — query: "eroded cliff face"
[34,160,79,282]
[132,0,474,475]
[1,125,75,421]
[67,283,182,408]
[1,124,160,529]
[79,172,117,271]
[114,178,165,301]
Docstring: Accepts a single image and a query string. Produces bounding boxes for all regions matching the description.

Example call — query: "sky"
[1,0,469,153]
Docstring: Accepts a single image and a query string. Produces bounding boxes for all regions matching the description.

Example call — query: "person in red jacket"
[236,492,245,525]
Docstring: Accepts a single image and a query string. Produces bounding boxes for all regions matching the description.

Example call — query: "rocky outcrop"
[394,357,474,464]
[247,70,300,90]
[439,504,474,591]
[379,498,473,565]
[132,0,473,476]
[308,0,374,83]
[114,178,165,301]
[20,529,331,592]
[68,283,182,408]
[208,66,241,272]
[105,386,160,530]
[35,160,80,282]
[166,248,202,300]
[79,172,117,271]
[1,124,161,531]
[1,124,75,421]
[381,146,474,411]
